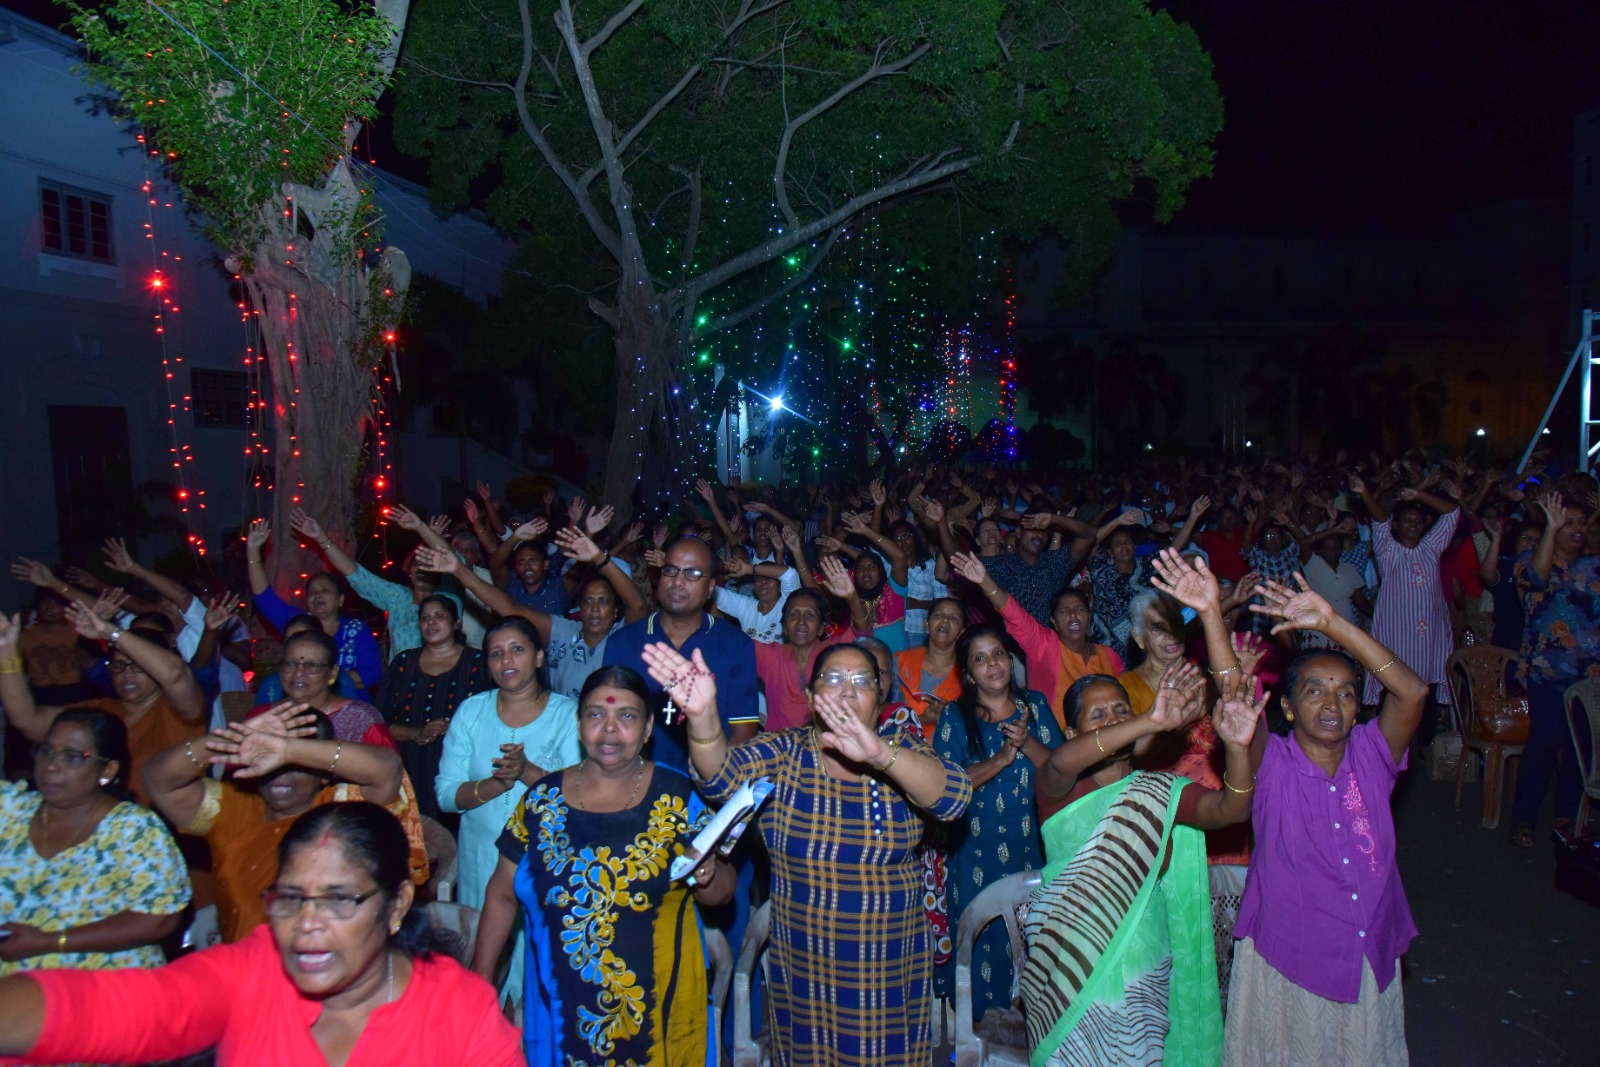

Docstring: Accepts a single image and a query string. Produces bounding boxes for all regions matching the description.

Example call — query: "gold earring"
[1284,711,1294,721]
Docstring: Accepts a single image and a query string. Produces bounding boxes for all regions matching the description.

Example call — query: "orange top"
[78,696,206,806]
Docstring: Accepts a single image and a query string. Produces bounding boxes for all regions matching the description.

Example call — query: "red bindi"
[604,695,617,704]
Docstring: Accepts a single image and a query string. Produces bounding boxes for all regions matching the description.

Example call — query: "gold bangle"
[327,742,342,777]
[1208,662,1240,678]
[472,779,484,804]
[58,931,68,953]
[184,740,202,769]
[1223,772,1255,795]
[0,657,24,675]
[688,732,725,746]
[1094,731,1107,756]
[876,740,900,773]
[1371,655,1398,674]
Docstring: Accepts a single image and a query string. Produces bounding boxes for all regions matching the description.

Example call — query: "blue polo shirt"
[602,610,760,773]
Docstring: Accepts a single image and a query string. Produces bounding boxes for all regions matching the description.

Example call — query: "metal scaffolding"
[1521,309,1599,474]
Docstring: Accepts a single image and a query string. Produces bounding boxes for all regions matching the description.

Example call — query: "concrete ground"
[1396,772,1600,1066]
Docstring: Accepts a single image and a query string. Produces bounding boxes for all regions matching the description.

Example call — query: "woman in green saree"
[1021,661,1263,1067]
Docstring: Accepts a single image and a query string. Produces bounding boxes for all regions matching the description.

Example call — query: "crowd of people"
[0,448,1595,1066]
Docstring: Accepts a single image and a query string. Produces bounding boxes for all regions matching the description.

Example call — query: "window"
[191,369,249,427]
[40,180,114,263]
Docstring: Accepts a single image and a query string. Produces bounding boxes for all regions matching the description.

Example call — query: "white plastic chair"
[732,902,772,1067]
[953,871,1040,1067]
[1564,678,1600,832]
[182,904,220,952]
[421,901,481,968]
[420,815,458,899]
[704,927,733,1067]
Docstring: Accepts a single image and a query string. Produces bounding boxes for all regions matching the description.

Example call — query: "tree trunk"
[597,279,686,522]
[234,159,411,595]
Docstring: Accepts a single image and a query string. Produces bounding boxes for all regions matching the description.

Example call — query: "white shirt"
[904,558,948,640]
[714,567,802,644]
[1303,555,1366,627]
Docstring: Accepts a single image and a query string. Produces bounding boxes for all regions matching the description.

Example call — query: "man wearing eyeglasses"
[602,538,760,775]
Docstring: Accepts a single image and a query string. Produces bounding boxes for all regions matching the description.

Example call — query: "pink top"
[1234,720,1416,1003]
[754,629,858,732]
[7,926,521,1067]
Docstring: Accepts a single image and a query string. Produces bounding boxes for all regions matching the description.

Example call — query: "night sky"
[7,0,1597,235]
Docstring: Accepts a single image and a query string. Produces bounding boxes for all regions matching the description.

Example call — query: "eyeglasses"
[816,671,878,691]
[262,887,382,920]
[281,659,334,674]
[108,660,147,676]
[659,565,708,582]
[32,743,110,770]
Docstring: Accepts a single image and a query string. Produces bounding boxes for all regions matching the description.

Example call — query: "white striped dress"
[1362,508,1459,705]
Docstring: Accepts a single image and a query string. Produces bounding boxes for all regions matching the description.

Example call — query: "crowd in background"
[1,446,1595,1066]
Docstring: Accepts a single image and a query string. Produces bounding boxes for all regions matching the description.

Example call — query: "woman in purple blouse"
[1222,574,1429,1067]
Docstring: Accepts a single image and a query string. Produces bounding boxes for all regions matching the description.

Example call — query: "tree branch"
[579,61,703,188]
[555,0,646,256]
[676,167,703,281]
[582,0,646,59]
[513,0,621,258]
[699,223,845,336]
[773,39,931,230]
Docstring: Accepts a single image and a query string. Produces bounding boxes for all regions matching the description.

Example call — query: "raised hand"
[813,690,890,766]
[233,701,318,739]
[1213,671,1267,750]
[1146,660,1207,733]
[10,557,59,589]
[101,537,138,574]
[476,479,494,503]
[1250,573,1337,635]
[463,499,480,525]
[817,555,856,599]
[642,548,667,569]
[585,505,615,536]
[815,534,844,555]
[1148,548,1220,615]
[948,551,989,587]
[621,521,645,546]
[722,555,754,580]
[203,593,239,631]
[413,546,462,575]
[869,479,887,507]
[1232,631,1267,678]
[511,517,550,543]
[920,496,946,524]
[554,527,604,564]
[694,477,716,503]
[428,514,451,537]
[1190,494,1213,519]
[567,496,587,528]
[1537,490,1566,528]
[838,511,869,535]
[63,602,114,642]
[91,587,130,621]
[1482,516,1504,538]
[288,507,326,544]
[64,566,105,593]
[1347,474,1366,495]
[1222,572,1262,613]
[246,519,272,555]
[640,644,720,727]
[982,495,1001,516]
[1020,512,1052,531]
[651,524,670,549]
[780,524,802,557]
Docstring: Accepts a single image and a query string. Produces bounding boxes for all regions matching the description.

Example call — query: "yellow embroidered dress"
[498,766,714,1067]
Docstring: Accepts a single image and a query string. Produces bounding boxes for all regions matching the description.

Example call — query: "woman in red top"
[0,802,520,1067]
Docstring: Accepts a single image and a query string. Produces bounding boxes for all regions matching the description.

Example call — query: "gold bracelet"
[327,741,343,776]
[472,779,484,804]
[0,657,24,675]
[1208,662,1241,678]
[875,740,900,773]
[184,740,202,769]
[688,731,725,746]
[1094,730,1108,756]
[1371,655,1398,674]
[1223,772,1255,795]
[58,931,68,953]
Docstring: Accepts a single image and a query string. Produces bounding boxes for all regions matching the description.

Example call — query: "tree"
[395,0,1221,515]
[70,0,414,590]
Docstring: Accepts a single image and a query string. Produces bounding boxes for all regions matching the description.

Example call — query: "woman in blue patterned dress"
[474,666,734,1066]
[643,640,972,1067]
[933,623,1065,1021]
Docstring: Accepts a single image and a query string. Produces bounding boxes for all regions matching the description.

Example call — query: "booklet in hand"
[671,777,775,885]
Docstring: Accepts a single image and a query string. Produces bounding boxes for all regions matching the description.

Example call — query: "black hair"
[1049,586,1091,617]
[953,623,1022,760]
[277,803,451,958]
[483,615,549,690]
[303,572,348,599]
[283,612,322,636]
[418,593,460,625]
[1061,673,1129,732]
[1279,649,1360,718]
[577,664,652,711]
[52,707,133,800]
[130,611,175,636]
[284,628,341,670]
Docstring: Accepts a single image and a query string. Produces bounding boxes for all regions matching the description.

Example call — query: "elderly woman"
[472,666,734,1065]
[257,629,394,749]
[643,640,971,1067]
[0,802,521,1065]
[1220,576,1430,1067]
[255,614,364,704]
[953,553,1124,731]
[374,595,487,822]
[142,703,416,942]
[247,519,383,695]
[0,605,207,806]
[933,623,1066,1022]
[1120,588,1194,714]
[0,708,189,976]
[750,557,871,732]
[1021,663,1262,1065]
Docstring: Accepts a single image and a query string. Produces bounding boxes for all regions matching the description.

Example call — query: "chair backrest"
[732,902,772,1067]
[420,815,457,892]
[219,690,257,725]
[953,870,1042,1067]
[420,901,481,968]
[1446,645,1517,739]
[704,927,734,1067]
[1564,678,1600,785]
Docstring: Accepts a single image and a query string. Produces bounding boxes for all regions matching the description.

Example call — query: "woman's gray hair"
[1127,588,1162,643]
[852,635,901,702]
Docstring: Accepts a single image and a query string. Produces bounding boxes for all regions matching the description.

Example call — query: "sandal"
[1510,822,1535,849]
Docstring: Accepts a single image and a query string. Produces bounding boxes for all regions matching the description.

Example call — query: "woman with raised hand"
[642,639,971,1067]
[0,802,521,1066]
[0,602,207,806]
[1221,575,1429,1067]
[1021,662,1263,1066]
[0,708,189,978]
[472,666,733,1065]
[142,702,415,942]
[246,518,383,695]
